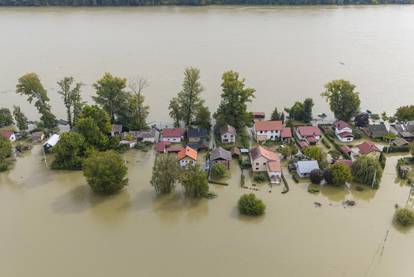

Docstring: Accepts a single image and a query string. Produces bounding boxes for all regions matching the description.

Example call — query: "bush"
[352,156,383,189]
[329,163,352,186]
[253,172,268,183]
[238,193,266,216]
[210,162,227,179]
[395,208,414,227]
[51,132,86,170]
[323,169,334,185]
[180,164,210,198]
[308,185,320,193]
[83,151,128,194]
[310,169,324,184]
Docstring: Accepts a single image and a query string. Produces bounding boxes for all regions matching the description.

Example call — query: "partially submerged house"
[295,126,321,145]
[333,120,354,142]
[356,141,380,156]
[31,131,45,142]
[249,145,282,184]
[111,124,123,137]
[0,130,16,142]
[210,147,232,169]
[220,124,236,144]
[391,137,409,147]
[119,140,136,148]
[187,128,209,143]
[254,120,283,142]
[295,160,319,178]
[365,123,388,139]
[177,146,198,168]
[43,134,60,153]
[161,128,185,143]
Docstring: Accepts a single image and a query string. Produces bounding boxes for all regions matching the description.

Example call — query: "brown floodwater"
[0,146,413,277]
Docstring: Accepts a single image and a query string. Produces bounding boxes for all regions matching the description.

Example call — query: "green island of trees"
[394,207,414,227]
[238,193,266,216]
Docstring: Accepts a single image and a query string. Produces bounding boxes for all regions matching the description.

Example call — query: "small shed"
[210,147,232,169]
[296,160,319,178]
[43,134,60,153]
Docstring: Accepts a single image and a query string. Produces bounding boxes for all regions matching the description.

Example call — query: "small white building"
[220,124,236,144]
[161,128,185,143]
[296,160,319,178]
[43,134,60,153]
[254,120,283,142]
[119,140,137,148]
[178,146,198,168]
[333,121,354,142]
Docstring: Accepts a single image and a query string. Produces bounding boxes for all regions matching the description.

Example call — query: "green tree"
[238,193,265,216]
[352,156,383,189]
[210,162,227,179]
[284,98,314,123]
[12,106,28,132]
[57,76,83,129]
[395,105,414,122]
[322,80,361,122]
[194,105,211,130]
[271,107,281,120]
[78,105,111,134]
[151,154,181,194]
[214,71,255,130]
[180,164,209,198]
[310,169,324,184]
[0,108,13,127]
[51,132,86,170]
[394,208,414,227]
[328,163,352,186]
[126,77,150,131]
[0,136,12,171]
[83,151,128,194]
[93,73,128,123]
[76,117,109,150]
[410,141,414,156]
[16,73,57,130]
[304,146,325,163]
[169,97,181,127]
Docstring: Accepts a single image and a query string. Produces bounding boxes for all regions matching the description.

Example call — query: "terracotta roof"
[281,127,292,138]
[0,130,14,139]
[255,120,283,132]
[307,136,317,143]
[340,145,352,154]
[357,141,380,155]
[336,159,353,168]
[297,126,321,137]
[338,131,354,138]
[220,124,236,136]
[155,141,171,152]
[334,120,351,130]
[210,147,232,161]
[252,112,265,118]
[298,141,309,149]
[267,160,281,172]
[162,128,185,138]
[178,146,197,161]
[250,145,278,161]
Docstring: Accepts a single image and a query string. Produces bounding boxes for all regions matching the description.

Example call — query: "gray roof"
[392,137,409,147]
[368,123,388,138]
[188,128,208,138]
[296,160,319,175]
[210,147,232,161]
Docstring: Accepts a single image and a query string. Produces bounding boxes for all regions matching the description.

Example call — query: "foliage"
[210,162,227,179]
[379,151,386,169]
[57,76,83,129]
[0,108,13,127]
[253,172,268,183]
[303,146,325,162]
[284,98,313,123]
[78,105,112,134]
[126,76,150,131]
[93,72,128,123]
[180,164,210,198]
[238,193,265,216]
[354,113,369,128]
[76,117,109,150]
[193,105,211,130]
[394,208,414,227]
[322,80,360,122]
[0,136,12,171]
[328,163,352,186]
[151,154,181,194]
[51,132,86,170]
[410,141,414,156]
[395,105,414,122]
[214,71,255,130]
[83,151,128,194]
[16,73,57,130]
[352,156,383,189]
[271,107,282,120]
[12,106,28,131]
[310,169,324,184]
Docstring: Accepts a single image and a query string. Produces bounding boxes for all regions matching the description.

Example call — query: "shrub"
[83,151,128,194]
[254,172,268,183]
[210,162,227,179]
[352,156,383,189]
[310,169,324,184]
[395,208,414,227]
[323,169,334,185]
[238,193,266,216]
[180,164,210,198]
[329,163,352,186]
[308,185,320,193]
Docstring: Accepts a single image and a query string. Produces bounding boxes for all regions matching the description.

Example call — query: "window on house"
[263,162,266,165]
[256,162,259,166]
[256,168,259,170]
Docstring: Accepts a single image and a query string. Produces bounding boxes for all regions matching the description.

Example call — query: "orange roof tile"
[178,146,197,161]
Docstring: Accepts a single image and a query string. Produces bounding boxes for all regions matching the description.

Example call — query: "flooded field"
[0,146,413,277]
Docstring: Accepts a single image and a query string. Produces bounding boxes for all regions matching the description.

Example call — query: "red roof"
[155,141,171,152]
[307,136,317,143]
[0,130,14,139]
[250,145,279,161]
[267,160,282,172]
[162,128,185,138]
[255,120,283,132]
[298,141,309,149]
[338,131,354,138]
[340,145,352,154]
[334,120,351,131]
[253,112,265,118]
[281,127,292,138]
[357,141,379,155]
[178,146,197,161]
[297,126,321,137]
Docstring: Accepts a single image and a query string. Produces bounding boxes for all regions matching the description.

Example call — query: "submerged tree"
[238,193,266,216]
[0,136,12,171]
[322,80,360,122]
[12,106,28,132]
[284,98,314,123]
[351,156,383,189]
[0,108,14,127]
[180,164,209,198]
[57,76,83,129]
[214,71,255,130]
[169,97,182,128]
[51,132,86,170]
[126,76,150,131]
[93,73,128,123]
[395,105,414,122]
[16,73,57,130]
[151,154,181,194]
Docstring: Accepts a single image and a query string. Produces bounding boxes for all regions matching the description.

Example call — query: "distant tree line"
[1,0,413,6]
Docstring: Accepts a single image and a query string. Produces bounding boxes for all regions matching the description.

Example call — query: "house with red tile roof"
[0,130,16,142]
[333,120,354,142]
[161,128,185,143]
[178,146,198,168]
[295,126,321,145]
[356,141,380,156]
[281,127,292,143]
[155,141,171,153]
[254,120,283,142]
[249,145,282,184]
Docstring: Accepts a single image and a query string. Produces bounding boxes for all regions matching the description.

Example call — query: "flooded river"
[1,5,414,277]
